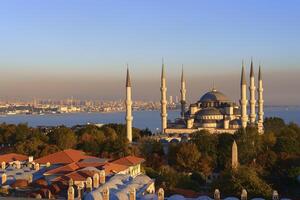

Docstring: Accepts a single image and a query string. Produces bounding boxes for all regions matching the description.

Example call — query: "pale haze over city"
[0,1,299,105]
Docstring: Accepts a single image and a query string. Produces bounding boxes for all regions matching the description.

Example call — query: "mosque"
[124,60,264,142]
[164,60,264,135]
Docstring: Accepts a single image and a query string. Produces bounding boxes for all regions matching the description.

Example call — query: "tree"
[212,166,273,198]
[235,127,263,165]
[140,128,152,137]
[39,144,60,157]
[48,126,77,150]
[101,123,141,142]
[76,125,106,155]
[217,133,234,169]
[176,143,201,172]
[0,123,16,144]
[15,137,45,157]
[139,138,164,169]
[157,165,180,190]
[264,117,285,135]
[13,124,31,143]
[191,130,218,166]
[274,126,300,154]
[198,155,214,177]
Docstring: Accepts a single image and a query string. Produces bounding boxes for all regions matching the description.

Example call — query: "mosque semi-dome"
[199,89,230,103]
[196,107,223,116]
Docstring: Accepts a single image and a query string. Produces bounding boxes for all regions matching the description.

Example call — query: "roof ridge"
[63,149,81,162]
[124,156,134,165]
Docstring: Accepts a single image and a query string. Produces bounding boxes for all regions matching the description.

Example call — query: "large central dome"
[199,89,230,103]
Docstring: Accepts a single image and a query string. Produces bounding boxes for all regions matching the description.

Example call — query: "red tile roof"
[0,153,28,163]
[102,163,129,175]
[112,156,145,167]
[45,161,106,176]
[77,161,105,168]
[53,169,98,182]
[45,162,81,176]
[34,149,96,164]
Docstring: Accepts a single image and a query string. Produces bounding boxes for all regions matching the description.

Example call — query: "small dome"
[197,107,223,116]
[199,89,229,103]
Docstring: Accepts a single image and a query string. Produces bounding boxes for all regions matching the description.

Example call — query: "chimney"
[28,156,33,163]
[86,177,93,192]
[68,178,74,186]
[16,161,21,169]
[34,163,40,171]
[241,189,247,200]
[99,170,106,184]
[129,187,136,200]
[27,174,33,183]
[47,190,52,199]
[214,189,220,200]
[272,190,279,200]
[93,173,99,188]
[157,188,164,200]
[67,186,74,200]
[1,173,7,185]
[102,187,110,200]
[1,162,5,170]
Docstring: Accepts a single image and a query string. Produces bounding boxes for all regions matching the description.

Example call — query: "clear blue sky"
[0,0,299,104]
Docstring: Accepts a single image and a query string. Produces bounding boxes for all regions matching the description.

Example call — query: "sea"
[0,106,299,132]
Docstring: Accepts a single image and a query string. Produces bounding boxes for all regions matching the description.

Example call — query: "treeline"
[139,117,300,198]
[0,123,149,159]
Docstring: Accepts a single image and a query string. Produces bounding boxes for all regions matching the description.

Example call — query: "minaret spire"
[125,65,133,142]
[249,59,256,124]
[160,58,168,133]
[180,65,186,119]
[240,61,248,128]
[257,65,264,134]
[126,66,131,87]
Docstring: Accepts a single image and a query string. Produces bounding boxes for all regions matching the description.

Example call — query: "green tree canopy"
[176,142,201,172]
[212,166,273,198]
[49,126,77,150]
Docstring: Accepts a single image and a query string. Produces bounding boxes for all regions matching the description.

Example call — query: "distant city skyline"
[0,1,299,105]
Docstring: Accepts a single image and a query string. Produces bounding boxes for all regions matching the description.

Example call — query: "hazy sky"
[0,0,299,105]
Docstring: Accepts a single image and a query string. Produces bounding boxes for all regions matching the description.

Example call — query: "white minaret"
[161,59,168,133]
[257,65,264,134]
[180,66,186,119]
[240,62,248,128]
[125,67,133,142]
[249,59,256,124]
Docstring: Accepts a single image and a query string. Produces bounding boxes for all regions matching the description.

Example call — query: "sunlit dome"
[199,89,230,103]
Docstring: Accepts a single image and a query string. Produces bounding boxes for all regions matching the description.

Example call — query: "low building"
[112,156,145,177]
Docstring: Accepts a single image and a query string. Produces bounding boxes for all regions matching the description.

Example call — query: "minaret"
[160,59,168,133]
[125,67,133,142]
[240,62,248,128]
[232,140,238,170]
[249,59,256,124]
[180,65,186,119]
[257,65,264,133]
